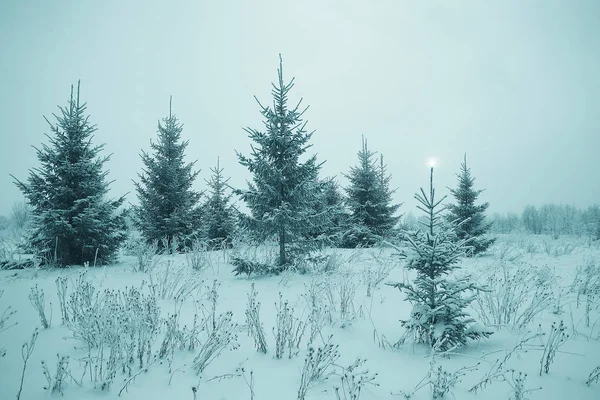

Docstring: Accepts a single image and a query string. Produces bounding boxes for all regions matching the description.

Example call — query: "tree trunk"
[279,228,286,266]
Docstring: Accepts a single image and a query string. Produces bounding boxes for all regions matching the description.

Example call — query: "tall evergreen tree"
[446,154,495,255]
[388,168,492,351]
[236,55,326,267]
[203,158,236,249]
[133,97,202,250]
[12,82,126,266]
[343,137,400,247]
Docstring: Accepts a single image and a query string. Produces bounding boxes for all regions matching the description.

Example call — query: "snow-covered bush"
[587,365,600,386]
[125,236,162,273]
[274,292,307,359]
[245,283,267,353]
[41,354,73,395]
[539,320,569,375]
[362,251,395,297]
[148,260,204,302]
[297,335,339,400]
[334,358,378,400]
[185,238,212,271]
[302,279,329,346]
[0,289,17,357]
[29,284,51,329]
[571,257,600,327]
[192,311,238,374]
[473,262,554,329]
[66,275,161,390]
[55,276,69,325]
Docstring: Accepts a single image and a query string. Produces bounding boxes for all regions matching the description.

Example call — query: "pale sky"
[1,0,599,216]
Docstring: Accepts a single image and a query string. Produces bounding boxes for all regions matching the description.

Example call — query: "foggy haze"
[1,0,599,216]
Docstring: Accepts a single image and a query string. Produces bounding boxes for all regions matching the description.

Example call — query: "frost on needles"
[387,167,493,352]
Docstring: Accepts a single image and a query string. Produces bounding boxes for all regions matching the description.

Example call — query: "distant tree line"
[489,204,600,239]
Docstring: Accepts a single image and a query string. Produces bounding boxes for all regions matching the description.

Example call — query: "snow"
[1,235,600,399]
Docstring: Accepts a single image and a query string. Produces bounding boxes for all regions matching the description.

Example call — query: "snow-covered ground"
[1,234,599,400]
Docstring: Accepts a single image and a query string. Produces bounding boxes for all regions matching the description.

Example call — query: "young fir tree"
[445,154,495,255]
[342,137,400,247]
[387,168,492,351]
[12,82,126,266]
[203,158,236,249]
[307,177,350,247]
[236,55,326,267]
[133,97,202,251]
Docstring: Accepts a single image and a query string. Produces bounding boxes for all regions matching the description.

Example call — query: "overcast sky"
[1,0,599,217]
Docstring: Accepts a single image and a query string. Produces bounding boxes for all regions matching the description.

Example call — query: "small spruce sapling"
[387,167,492,351]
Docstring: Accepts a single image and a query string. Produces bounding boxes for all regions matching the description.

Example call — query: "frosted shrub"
[42,354,73,395]
[126,236,161,273]
[587,365,600,386]
[469,332,543,394]
[571,257,600,327]
[297,335,340,400]
[474,262,554,329]
[29,284,51,329]
[302,279,329,346]
[539,320,569,375]
[0,289,17,357]
[505,370,540,400]
[149,260,204,301]
[274,293,307,359]
[362,253,395,297]
[334,358,378,400]
[185,238,211,271]
[192,311,238,374]
[245,283,267,353]
[66,275,161,390]
[55,276,69,324]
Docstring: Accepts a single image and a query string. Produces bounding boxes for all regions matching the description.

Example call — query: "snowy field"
[1,234,600,400]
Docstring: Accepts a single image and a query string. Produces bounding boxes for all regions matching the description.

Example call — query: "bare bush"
[67,275,162,390]
[17,329,39,400]
[29,284,51,329]
[334,358,378,400]
[469,332,543,394]
[245,283,267,353]
[42,354,76,395]
[126,236,161,273]
[149,260,204,302]
[396,340,477,400]
[192,311,239,374]
[362,253,395,297]
[587,365,600,386]
[571,257,600,327]
[473,263,554,329]
[539,320,569,375]
[55,276,69,324]
[185,239,211,271]
[274,293,307,359]
[505,370,540,400]
[297,335,340,400]
[0,289,17,357]
[302,279,329,346]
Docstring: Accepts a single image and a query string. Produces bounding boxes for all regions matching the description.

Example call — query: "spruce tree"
[133,97,202,250]
[236,55,326,267]
[446,154,495,255]
[307,177,350,247]
[387,168,492,351]
[342,137,400,247]
[204,158,236,249]
[12,82,126,266]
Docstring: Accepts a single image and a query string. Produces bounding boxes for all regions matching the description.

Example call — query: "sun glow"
[427,157,437,168]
